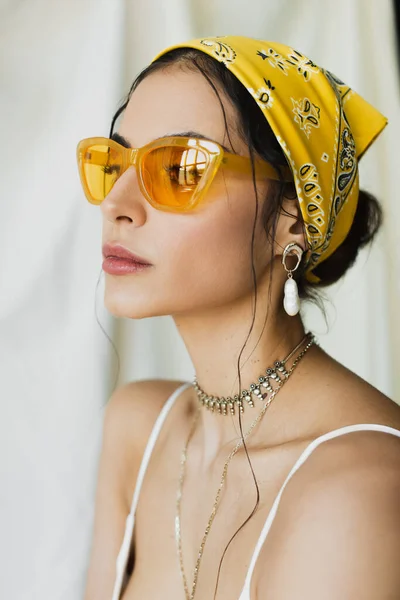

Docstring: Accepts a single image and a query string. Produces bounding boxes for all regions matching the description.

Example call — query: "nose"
[100,166,148,225]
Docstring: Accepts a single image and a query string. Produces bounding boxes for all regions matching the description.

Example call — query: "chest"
[120,440,307,600]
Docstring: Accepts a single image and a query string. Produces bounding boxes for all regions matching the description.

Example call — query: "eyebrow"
[110,131,232,153]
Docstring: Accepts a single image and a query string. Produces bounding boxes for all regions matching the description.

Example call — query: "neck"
[173,281,310,470]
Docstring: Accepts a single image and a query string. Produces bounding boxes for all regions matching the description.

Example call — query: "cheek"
[158,178,271,309]
[103,179,272,319]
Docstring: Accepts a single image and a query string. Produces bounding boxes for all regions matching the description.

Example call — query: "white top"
[111,381,400,600]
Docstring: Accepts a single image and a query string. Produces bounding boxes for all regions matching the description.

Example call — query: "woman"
[77,36,400,600]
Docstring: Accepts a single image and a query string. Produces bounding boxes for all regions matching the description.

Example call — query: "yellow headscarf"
[152,36,388,283]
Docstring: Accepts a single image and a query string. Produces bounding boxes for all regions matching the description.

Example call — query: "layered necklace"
[175,331,315,600]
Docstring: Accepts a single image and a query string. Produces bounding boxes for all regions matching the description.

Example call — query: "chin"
[104,293,180,320]
[103,289,157,319]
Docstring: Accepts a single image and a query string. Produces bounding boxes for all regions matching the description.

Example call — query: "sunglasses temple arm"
[223,154,292,182]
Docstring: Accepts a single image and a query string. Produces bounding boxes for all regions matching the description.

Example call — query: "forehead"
[119,66,241,149]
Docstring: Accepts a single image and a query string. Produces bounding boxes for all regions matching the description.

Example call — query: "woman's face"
[101,65,274,319]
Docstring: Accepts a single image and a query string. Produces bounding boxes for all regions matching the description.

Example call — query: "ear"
[274,192,307,262]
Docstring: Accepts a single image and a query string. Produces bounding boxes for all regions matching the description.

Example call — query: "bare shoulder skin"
[83,379,186,600]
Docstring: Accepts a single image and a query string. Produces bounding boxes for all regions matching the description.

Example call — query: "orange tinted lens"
[141,145,208,208]
[82,143,122,202]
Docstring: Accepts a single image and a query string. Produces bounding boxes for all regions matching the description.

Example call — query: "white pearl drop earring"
[282,242,303,316]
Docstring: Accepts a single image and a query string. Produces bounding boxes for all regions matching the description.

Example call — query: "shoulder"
[256,427,400,599]
[104,378,188,439]
[103,378,189,507]
[284,425,400,517]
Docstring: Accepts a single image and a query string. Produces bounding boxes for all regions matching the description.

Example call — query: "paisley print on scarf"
[152,36,388,283]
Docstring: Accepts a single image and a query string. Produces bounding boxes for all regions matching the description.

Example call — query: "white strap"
[128,381,192,517]
[111,513,134,600]
[111,381,192,600]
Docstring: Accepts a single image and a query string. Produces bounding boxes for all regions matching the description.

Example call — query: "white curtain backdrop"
[1,1,398,599]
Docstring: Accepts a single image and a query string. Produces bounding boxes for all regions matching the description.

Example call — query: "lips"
[102,243,152,265]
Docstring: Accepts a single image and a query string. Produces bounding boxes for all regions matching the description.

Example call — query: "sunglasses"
[76,135,292,213]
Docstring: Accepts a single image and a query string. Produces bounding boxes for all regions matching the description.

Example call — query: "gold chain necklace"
[175,332,315,600]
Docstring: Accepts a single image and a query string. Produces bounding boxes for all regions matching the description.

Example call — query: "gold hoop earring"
[282,242,303,316]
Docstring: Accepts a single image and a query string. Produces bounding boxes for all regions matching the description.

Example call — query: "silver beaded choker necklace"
[193,331,315,416]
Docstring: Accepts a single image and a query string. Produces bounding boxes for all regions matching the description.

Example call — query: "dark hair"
[106,48,383,598]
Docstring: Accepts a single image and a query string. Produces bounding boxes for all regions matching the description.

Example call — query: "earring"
[282,242,303,316]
